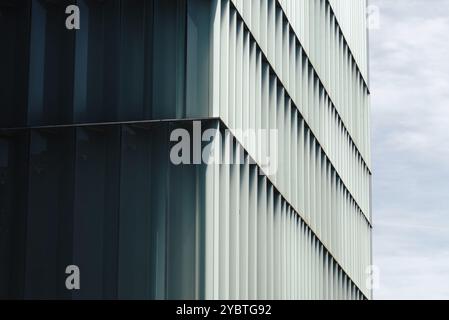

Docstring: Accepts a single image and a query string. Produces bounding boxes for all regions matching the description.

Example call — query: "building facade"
[0,0,372,299]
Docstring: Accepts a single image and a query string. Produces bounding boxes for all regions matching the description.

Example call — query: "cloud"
[370,0,449,299]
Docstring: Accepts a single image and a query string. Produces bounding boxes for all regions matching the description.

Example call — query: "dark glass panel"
[73,0,121,123]
[2,0,193,127]
[186,0,211,118]
[166,122,199,299]
[152,0,187,119]
[0,119,212,299]
[27,0,75,126]
[0,0,30,128]
[118,0,154,121]
[25,129,75,298]
[72,126,120,299]
[118,124,169,299]
[0,133,29,298]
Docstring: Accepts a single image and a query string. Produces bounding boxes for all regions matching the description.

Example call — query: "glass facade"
[1,0,371,300]
[0,0,212,128]
[0,0,211,299]
[0,121,214,299]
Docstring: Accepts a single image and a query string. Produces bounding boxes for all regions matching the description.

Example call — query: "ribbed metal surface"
[328,0,369,81]
[204,122,369,299]
[0,0,372,300]
[229,0,371,169]
[209,0,372,299]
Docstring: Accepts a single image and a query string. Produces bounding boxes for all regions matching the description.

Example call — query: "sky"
[370,0,449,299]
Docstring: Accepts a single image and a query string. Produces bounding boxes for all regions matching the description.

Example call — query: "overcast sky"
[370,0,449,299]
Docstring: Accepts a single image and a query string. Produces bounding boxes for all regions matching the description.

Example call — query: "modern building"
[0,0,372,299]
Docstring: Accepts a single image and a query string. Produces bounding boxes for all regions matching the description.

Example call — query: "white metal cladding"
[208,0,372,299]
[327,0,369,81]
[211,0,371,221]
[229,0,371,169]
[204,122,370,299]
